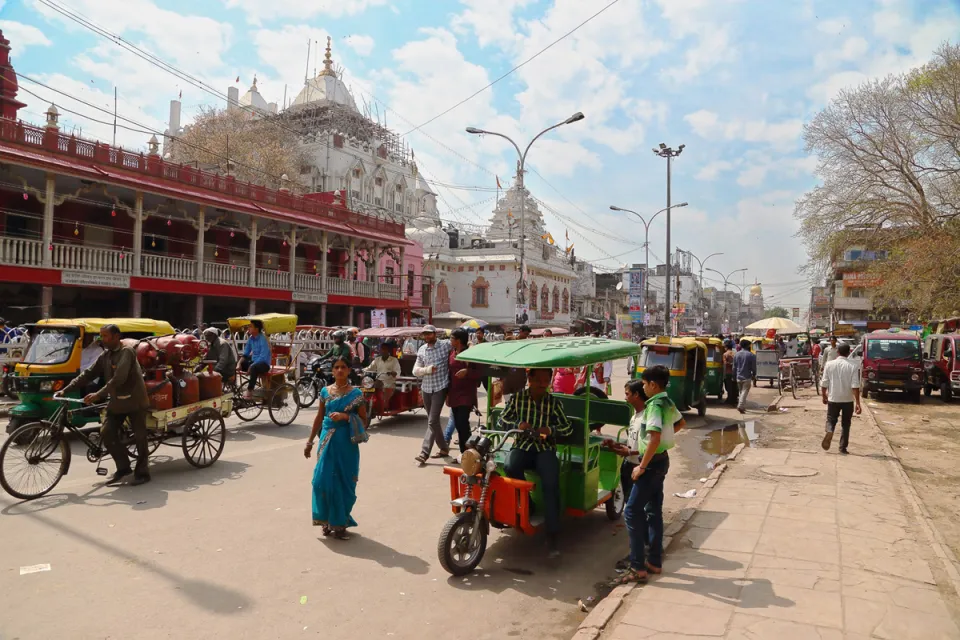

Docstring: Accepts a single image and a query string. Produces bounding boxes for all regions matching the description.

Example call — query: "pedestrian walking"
[819,336,839,371]
[445,329,481,455]
[722,342,739,406]
[413,325,453,465]
[820,343,861,454]
[733,339,756,414]
[304,356,368,540]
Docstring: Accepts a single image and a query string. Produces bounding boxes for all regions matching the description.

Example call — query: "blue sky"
[2,0,959,308]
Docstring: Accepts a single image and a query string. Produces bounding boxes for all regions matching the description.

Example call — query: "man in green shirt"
[324,330,353,361]
[498,367,573,558]
[613,365,685,583]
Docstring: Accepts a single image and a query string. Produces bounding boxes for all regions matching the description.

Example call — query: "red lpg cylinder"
[175,333,200,362]
[197,370,223,400]
[146,380,173,411]
[175,371,200,406]
[151,336,183,367]
[135,342,160,371]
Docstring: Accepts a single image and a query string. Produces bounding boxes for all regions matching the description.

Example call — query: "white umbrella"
[744,317,804,334]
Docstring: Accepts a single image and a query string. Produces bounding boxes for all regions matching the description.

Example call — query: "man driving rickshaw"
[498,367,573,558]
[239,319,271,400]
[364,340,401,406]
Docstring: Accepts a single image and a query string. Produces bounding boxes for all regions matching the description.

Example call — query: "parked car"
[924,333,959,402]
[860,330,924,401]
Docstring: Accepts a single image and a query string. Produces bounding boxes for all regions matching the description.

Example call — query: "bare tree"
[171,107,307,191]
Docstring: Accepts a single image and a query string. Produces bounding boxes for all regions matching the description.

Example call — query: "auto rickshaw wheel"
[0,421,70,500]
[606,483,625,520]
[438,511,487,576]
[924,383,933,397]
[697,394,707,417]
[941,382,953,403]
[268,383,300,426]
[7,416,32,444]
[182,408,226,468]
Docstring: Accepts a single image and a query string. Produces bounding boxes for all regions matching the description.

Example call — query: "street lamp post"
[653,142,684,334]
[706,267,748,333]
[466,113,585,313]
[678,249,723,332]
[609,202,688,330]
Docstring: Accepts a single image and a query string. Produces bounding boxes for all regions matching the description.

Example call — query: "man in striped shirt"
[498,368,573,557]
[414,325,454,465]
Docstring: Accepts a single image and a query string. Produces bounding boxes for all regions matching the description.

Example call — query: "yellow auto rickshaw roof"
[694,336,724,346]
[36,317,175,335]
[641,336,705,352]
[227,313,298,334]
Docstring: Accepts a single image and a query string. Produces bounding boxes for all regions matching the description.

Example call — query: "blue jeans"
[505,448,562,535]
[443,414,456,444]
[624,452,669,570]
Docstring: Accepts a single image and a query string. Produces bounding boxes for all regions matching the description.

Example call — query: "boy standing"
[611,366,686,584]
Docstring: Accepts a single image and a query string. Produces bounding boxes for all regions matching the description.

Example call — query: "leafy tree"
[171,107,306,191]
[795,43,960,318]
[764,307,789,319]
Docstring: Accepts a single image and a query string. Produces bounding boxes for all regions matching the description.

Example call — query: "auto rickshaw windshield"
[23,327,81,365]
[640,346,684,370]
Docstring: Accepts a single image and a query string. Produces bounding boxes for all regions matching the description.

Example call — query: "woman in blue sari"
[304,356,368,540]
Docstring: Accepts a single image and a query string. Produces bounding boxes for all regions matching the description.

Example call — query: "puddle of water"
[700,420,762,457]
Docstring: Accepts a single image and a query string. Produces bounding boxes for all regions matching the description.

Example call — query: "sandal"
[430,450,450,459]
[645,562,662,575]
[610,567,647,586]
[414,454,428,466]
[332,527,351,540]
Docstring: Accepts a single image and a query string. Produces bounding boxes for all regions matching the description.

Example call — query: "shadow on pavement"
[319,533,430,574]
[12,509,253,614]
[1,458,249,516]
[226,420,311,441]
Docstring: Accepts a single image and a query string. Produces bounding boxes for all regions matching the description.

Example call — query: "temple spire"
[319,36,335,77]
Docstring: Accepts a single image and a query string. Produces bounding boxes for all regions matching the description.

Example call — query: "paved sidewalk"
[596,396,960,639]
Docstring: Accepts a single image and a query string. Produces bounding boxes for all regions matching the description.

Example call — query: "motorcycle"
[296,355,362,408]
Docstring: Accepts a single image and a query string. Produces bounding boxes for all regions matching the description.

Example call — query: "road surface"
[0,363,744,639]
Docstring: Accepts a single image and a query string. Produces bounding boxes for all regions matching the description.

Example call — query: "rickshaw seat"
[399,355,417,376]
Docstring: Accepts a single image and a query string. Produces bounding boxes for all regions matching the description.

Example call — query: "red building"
[0,30,420,328]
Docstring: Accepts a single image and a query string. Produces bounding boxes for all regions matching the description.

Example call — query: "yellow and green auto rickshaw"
[6,318,174,435]
[437,336,641,575]
[695,336,725,400]
[635,336,708,416]
[743,335,775,353]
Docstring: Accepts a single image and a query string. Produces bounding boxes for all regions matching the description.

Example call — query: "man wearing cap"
[413,325,453,465]
[200,327,237,381]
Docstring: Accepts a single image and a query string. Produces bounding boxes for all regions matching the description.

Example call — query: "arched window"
[435,280,451,313]
[471,276,490,308]
[541,285,549,313]
[562,288,569,313]
[552,285,560,312]
[530,282,538,310]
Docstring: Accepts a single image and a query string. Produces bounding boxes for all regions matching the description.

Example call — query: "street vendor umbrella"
[744,317,804,334]
[809,328,826,336]
[460,318,488,331]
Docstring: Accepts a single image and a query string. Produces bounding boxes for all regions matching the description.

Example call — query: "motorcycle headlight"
[867,371,876,379]
[460,449,482,475]
[361,377,375,389]
[39,380,54,391]
[911,373,920,381]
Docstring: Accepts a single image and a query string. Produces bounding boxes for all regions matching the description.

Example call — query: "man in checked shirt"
[414,325,454,465]
[498,367,573,558]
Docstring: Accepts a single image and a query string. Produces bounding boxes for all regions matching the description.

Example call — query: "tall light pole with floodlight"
[653,142,684,334]
[609,202,688,328]
[466,112,585,312]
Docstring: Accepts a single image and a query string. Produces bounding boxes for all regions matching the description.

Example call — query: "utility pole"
[653,143,685,335]
[603,286,610,334]
[113,87,118,147]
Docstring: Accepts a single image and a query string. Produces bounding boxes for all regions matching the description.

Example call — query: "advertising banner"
[371,309,387,328]
[792,307,800,319]
[628,269,644,322]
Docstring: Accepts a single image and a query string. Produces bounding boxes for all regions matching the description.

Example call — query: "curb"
[861,403,960,599]
[573,459,732,639]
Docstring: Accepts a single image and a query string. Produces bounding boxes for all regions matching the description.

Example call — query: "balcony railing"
[0,119,405,240]
[833,296,873,311]
[1,242,402,302]
[0,237,43,268]
[142,254,195,280]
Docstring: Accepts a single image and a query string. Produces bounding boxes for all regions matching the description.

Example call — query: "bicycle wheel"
[121,417,162,459]
[182,408,226,468]
[268,383,300,426]
[0,421,70,500]
[296,377,318,408]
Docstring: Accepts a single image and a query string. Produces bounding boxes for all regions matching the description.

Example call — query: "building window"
[353,168,361,178]
[471,276,490,308]
[384,265,394,284]
[395,203,403,213]
[458,266,464,272]
[468,266,474,271]
[375,177,383,186]
[333,134,344,148]
[478,266,484,272]
[407,267,415,296]
[541,286,549,312]
[562,288,569,313]
[499,265,505,271]
[552,286,560,312]
[374,197,382,206]
[530,282,538,310]
[396,184,403,192]
[351,190,360,201]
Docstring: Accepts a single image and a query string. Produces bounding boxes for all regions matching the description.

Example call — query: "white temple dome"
[288,37,358,113]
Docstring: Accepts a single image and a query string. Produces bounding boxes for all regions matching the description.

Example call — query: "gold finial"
[319,36,335,77]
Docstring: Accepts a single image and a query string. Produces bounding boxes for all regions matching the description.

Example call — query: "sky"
[2,0,959,309]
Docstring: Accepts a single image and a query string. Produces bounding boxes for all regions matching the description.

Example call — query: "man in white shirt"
[785,336,799,358]
[820,343,861,454]
[819,336,839,371]
[364,341,401,407]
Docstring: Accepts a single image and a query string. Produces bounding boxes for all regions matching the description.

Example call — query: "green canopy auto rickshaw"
[635,336,708,416]
[695,336,725,400]
[437,336,641,576]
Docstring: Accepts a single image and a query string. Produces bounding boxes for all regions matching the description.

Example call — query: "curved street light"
[466,112,585,310]
[706,267,749,331]
[608,202,688,326]
[679,249,723,330]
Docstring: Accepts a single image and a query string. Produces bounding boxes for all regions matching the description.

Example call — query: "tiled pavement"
[597,404,960,640]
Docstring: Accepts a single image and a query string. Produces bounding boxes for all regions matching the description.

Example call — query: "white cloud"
[0,20,51,55]
[696,160,734,181]
[737,164,769,187]
[806,70,869,103]
[451,0,535,48]
[343,34,375,56]
[221,0,387,23]
[684,109,803,149]
[653,0,741,82]
[817,16,849,34]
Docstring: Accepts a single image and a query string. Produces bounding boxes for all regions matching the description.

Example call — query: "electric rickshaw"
[437,337,641,576]
[6,318,175,436]
[226,313,301,426]
[356,326,425,425]
[695,336,725,400]
[635,336,708,416]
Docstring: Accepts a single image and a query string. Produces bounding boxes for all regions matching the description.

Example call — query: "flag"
[541,232,555,245]
[236,76,240,83]
[565,243,574,254]
[507,209,513,219]
[496,175,502,189]
[178,90,182,99]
